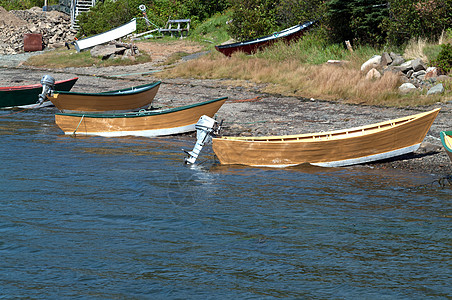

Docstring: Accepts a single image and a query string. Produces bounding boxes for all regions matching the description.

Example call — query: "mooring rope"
[72,115,85,136]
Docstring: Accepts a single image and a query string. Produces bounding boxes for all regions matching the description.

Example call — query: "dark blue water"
[1,109,451,299]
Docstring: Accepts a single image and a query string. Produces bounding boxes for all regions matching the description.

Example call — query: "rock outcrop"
[361,51,450,95]
[0,6,76,55]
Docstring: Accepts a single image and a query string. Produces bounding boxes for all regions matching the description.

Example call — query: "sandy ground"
[1,42,451,178]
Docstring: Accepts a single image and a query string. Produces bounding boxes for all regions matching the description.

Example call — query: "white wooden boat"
[54,97,227,137]
[48,81,161,113]
[75,18,137,52]
[185,108,441,167]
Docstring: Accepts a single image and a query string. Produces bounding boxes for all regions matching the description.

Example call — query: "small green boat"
[0,77,78,109]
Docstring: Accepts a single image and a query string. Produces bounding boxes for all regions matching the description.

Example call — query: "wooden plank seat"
[159,17,191,38]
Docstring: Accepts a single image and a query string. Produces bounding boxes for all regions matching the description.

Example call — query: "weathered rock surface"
[427,83,445,95]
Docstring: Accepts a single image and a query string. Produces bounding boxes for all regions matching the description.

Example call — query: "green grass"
[256,32,382,68]
[188,10,233,48]
[24,48,152,68]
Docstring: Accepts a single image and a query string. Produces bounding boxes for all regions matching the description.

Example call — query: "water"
[1,109,451,299]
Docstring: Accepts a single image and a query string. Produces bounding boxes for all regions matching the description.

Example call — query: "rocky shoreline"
[1,53,451,178]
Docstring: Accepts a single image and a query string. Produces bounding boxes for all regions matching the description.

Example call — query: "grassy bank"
[160,31,451,107]
[24,48,152,68]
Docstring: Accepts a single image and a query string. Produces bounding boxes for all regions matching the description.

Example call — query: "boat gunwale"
[53,81,161,96]
[214,108,441,143]
[55,97,228,118]
[440,131,452,152]
[215,21,315,50]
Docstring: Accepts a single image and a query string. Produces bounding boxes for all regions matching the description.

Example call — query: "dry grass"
[404,38,429,61]
[161,51,447,106]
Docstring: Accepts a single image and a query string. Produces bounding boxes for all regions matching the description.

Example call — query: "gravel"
[1,52,451,178]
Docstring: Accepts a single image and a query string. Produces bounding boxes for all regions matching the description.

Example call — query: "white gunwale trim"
[65,124,195,137]
[250,144,421,168]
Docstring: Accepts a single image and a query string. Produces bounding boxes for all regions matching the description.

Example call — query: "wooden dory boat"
[0,77,78,109]
[75,18,137,52]
[49,81,161,113]
[54,97,227,137]
[215,21,315,57]
[210,108,440,167]
[440,131,452,162]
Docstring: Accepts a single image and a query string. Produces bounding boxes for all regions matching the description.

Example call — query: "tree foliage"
[76,0,229,37]
[324,0,389,45]
[227,0,277,40]
[386,0,452,45]
[432,43,452,74]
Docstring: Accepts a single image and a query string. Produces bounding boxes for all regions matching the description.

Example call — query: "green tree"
[276,0,324,29]
[386,0,452,45]
[227,0,278,40]
[324,0,389,45]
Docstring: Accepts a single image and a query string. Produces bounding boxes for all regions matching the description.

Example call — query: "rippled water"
[1,109,450,299]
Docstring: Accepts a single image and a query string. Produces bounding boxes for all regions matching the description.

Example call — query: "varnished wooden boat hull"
[212,108,440,167]
[0,77,78,109]
[55,97,227,137]
[215,21,315,57]
[440,131,452,162]
[49,81,161,113]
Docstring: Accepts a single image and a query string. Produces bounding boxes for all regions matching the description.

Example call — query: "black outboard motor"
[38,75,55,104]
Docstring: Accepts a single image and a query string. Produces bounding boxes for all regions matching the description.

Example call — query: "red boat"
[0,77,78,109]
[215,21,316,57]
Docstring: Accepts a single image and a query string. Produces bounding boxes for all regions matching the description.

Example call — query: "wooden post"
[345,40,353,52]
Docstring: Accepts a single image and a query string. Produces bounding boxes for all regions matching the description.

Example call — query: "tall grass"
[163,31,449,106]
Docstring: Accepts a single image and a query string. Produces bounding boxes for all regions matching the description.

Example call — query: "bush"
[386,0,452,46]
[76,0,229,38]
[227,0,278,40]
[432,43,452,74]
[0,0,58,10]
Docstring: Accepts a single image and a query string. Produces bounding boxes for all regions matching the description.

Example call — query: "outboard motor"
[38,75,55,104]
[184,115,219,165]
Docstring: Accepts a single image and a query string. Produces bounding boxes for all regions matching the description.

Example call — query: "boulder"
[412,70,426,78]
[427,83,445,95]
[380,52,392,67]
[389,52,405,66]
[90,44,117,58]
[393,60,413,73]
[399,83,417,93]
[411,58,426,72]
[361,55,381,72]
[365,68,381,80]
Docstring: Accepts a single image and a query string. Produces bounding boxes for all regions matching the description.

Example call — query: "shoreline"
[1,55,451,178]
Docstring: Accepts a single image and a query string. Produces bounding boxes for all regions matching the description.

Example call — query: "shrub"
[386,0,452,46]
[432,43,452,74]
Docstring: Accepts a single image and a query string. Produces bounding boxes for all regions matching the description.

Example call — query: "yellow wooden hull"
[55,97,227,137]
[50,81,161,113]
[440,131,452,163]
[212,108,441,167]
